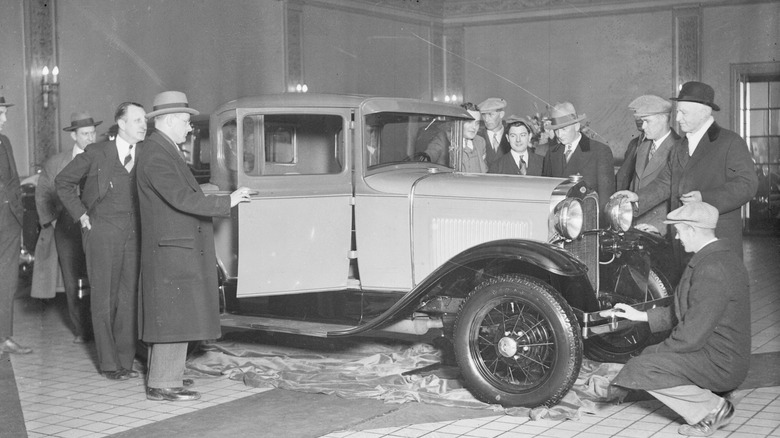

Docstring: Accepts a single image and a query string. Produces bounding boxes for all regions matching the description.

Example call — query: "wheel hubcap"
[497,336,518,358]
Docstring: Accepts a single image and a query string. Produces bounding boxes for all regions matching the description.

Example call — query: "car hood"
[364,167,566,202]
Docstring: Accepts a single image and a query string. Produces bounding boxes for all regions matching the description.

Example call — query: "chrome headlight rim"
[605,195,634,232]
[553,198,584,240]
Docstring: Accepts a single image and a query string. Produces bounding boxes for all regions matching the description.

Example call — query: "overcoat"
[637,123,758,257]
[56,140,122,221]
[612,239,750,392]
[459,136,488,173]
[0,133,22,227]
[542,134,616,212]
[488,150,543,176]
[135,131,231,343]
[615,135,643,191]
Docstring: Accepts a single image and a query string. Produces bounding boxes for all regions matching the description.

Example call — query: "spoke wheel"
[453,274,582,407]
[584,269,670,363]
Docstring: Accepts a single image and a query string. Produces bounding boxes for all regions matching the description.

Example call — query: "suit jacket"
[543,134,616,211]
[478,125,510,169]
[31,148,79,299]
[637,123,758,256]
[615,135,643,191]
[459,136,488,173]
[488,150,543,176]
[55,139,124,222]
[612,240,750,393]
[0,133,23,229]
[136,131,231,343]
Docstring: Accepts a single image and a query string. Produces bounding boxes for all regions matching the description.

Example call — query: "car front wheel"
[452,274,583,407]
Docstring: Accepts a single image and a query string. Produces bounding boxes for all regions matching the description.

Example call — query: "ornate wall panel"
[673,6,701,93]
[285,0,305,92]
[24,0,59,170]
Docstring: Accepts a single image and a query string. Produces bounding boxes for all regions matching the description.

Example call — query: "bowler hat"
[63,111,102,132]
[548,102,586,130]
[671,81,720,111]
[629,95,671,117]
[663,202,718,229]
[145,91,200,119]
[478,97,507,113]
[0,97,14,107]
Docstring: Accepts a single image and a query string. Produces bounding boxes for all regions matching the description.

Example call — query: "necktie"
[647,142,657,162]
[564,144,574,162]
[519,156,527,175]
[492,133,499,151]
[123,144,134,171]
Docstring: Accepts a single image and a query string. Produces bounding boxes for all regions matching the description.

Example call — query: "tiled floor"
[5,235,780,437]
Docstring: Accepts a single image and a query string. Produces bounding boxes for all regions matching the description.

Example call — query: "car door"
[234,109,353,296]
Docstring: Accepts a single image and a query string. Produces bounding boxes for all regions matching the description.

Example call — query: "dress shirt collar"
[115,135,134,158]
[685,116,714,156]
[510,149,528,166]
[652,130,672,148]
[71,144,85,159]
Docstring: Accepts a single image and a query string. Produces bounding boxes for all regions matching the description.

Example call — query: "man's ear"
[70,131,78,142]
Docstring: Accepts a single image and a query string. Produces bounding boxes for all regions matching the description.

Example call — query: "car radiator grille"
[563,194,599,291]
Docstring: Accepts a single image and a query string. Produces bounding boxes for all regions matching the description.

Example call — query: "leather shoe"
[122,368,140,378]
[0,338,32,354]
[103,370,130,380]
[183,378,194,387]
[678,399,734,436]
[146,387,201,401]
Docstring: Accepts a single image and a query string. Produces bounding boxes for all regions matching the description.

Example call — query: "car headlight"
[605,195,634,232]
[552,198,583,240]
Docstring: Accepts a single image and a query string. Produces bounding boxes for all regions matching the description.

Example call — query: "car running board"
[220,314,356,338]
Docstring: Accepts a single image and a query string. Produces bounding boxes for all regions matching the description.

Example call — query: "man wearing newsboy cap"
[614,95,680,236]
[136,91,252,401]
[477,97,511,169]
[57,102,148,380]
[35,112,102,343]
[0,96,33,354]
[612,81,758,260]
[605,202,750,437]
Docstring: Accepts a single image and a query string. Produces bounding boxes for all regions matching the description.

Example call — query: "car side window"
[241,114,344,176]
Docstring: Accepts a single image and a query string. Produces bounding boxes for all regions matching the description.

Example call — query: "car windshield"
[364,112,465,169]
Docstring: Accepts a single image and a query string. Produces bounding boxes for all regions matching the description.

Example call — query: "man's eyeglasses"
[174,114,192,128]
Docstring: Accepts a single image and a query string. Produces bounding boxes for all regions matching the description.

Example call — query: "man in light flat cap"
[605,201,750,437]
[57,101,147,378]
[613,81,757,259]
[35,112,103,343]
[0,96,32,354]
[614,95,680,236]
[542,101,615,213]
[136,91,251,401]
[477,97,510,169]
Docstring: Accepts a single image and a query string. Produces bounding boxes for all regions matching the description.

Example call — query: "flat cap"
[478,97,507,113]
[663,202,718,229]
[629,95,671,117]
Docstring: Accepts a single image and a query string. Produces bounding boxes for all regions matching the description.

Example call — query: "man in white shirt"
[612,82,758,259]
[35,112,102,343]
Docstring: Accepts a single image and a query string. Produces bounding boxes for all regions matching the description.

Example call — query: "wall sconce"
[41,65,59,109]
[295,83,308,93]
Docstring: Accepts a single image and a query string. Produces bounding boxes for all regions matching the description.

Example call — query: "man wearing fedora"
[604,202,750,437]
[56,102,147,379]
[35,112,102,343]
[542,101,615,213]
[613,81,758,259]
[0,96,32,355]
[614,95,680,236]
[136,91,251,401]
[477,97,511,169]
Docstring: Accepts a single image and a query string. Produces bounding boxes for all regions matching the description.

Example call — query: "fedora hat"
[145,91,199,119]
[548,102,586,130]
[670,81,720,111]
[0,96,14,107]
[63,111,102,132]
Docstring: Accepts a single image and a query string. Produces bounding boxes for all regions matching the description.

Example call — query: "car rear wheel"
[452,274,582,407]
[584,269,670,363]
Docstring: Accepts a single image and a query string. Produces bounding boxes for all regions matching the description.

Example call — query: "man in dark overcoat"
[0,96,32,355]
[542,101,615,213]
[477,97,510,169]
[36,111,101,343]
[56,102,147,379]
[612,82,758,259]
[605,202,750,437]
[136,91,250,401]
